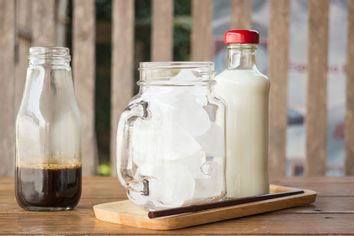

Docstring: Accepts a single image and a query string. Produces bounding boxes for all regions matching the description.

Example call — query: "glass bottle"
[116,62,226,210]
[215,30,270,198]
[16,47,81,211]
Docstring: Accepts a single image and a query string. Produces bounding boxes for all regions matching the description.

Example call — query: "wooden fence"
[0,0,353,176]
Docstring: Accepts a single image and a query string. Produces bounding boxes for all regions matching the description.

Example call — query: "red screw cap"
[224,30,259,44]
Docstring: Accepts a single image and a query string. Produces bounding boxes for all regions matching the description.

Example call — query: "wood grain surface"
[268,0,290,177]
[110,0,135,175]
[0,176,354,234]
[0,0,15,176]
[73,0,97,175]
[231,0,252,29]
[152,0,173,61]
[305,0,329,176]
[32,0,55,46]
[93,186,315,230]
[191,0,214,61]
[15,0,32,113]
[345,0,354,175]
[15,38,30,113]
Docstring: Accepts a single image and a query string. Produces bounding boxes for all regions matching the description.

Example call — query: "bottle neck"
[227,44,257,70]
[28,47,71,67]
[29,57,70,67]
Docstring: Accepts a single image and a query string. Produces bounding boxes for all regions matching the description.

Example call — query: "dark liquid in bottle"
[15,163,81,210]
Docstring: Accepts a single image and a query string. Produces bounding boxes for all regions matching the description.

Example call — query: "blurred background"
[1,0,351,176]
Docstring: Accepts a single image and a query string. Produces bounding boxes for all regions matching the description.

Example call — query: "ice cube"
[195,123,225,157]
[148,163,195,208]
[136,163,155,177]
[142,79,184,107]
[142,87,177,105]
[193,159,225,200]
[132,118,161,167]
[141,69,210,136]
[127,190,149,206]
[133,114,202,165]
[172,151,209,179]
[138,151,208,185]
[160,120,202,160]
[171,69,198,82]
[171,101,210,136]
[133,68,213,164]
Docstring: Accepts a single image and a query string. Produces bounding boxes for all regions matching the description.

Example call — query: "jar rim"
[138,61,215,86]
[139,61,214,71]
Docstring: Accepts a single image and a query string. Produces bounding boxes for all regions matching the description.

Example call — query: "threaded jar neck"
[29,47,71,66]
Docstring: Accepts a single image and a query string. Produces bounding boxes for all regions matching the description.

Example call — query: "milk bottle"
[215,30,269,198]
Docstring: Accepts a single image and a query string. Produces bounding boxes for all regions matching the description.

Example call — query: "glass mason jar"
[116,62,226,210]
[16,47,81,211]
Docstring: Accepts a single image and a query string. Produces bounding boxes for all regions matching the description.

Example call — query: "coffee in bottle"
[16,47,81,211]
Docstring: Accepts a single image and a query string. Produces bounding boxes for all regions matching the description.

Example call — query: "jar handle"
[116,101,149,195]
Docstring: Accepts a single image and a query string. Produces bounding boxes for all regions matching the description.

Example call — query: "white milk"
[215,68,269,198]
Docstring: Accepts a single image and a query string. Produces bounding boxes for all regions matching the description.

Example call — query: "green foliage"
[173,16,191,61]
[134,0,152,90]
[174,0,191,15]
[97,163,112,176]
[136,0,151,19]
[174,0,191,61]
[96,0,112,21]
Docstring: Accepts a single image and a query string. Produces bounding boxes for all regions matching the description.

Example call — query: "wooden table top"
[1,176,354,235]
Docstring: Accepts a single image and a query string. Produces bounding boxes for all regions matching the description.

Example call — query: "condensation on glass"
[116,62,226,210]
[15,47,81,211]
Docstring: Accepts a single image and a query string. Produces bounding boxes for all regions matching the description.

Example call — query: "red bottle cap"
[224,30,259,44]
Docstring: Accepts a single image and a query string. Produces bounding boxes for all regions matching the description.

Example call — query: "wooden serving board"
[93,185,317,230]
